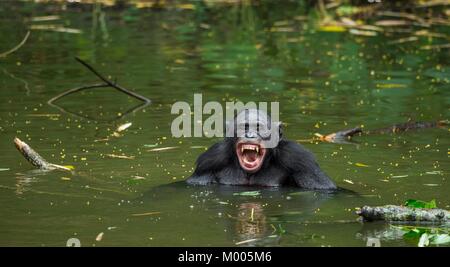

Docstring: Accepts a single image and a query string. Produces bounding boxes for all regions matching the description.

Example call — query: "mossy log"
[357,205,450,223]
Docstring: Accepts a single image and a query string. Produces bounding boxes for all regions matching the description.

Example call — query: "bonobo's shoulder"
[195,140,232,173]
[199,140,231,157]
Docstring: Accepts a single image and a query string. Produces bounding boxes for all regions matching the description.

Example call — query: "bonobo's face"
[230,109,280,173]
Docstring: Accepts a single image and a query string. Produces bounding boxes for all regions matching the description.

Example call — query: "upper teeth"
[241,145,259,153]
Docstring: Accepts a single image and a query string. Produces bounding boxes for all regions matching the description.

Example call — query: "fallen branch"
[14,137,72,171]
[319,120,448,144]
[0,31,30,58]
[48,57,151,122]
[356,205,450,223]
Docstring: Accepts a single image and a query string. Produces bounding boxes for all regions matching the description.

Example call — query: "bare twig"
[48,57,151,122]
[73,57,151,104]
[0,31,30,58]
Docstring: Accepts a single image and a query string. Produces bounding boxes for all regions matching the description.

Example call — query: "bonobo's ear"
[277,121,283,139]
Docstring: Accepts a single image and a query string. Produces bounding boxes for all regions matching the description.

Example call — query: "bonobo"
[187,109,336,190]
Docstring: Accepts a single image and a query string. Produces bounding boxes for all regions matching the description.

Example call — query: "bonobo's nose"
[245,132,257,139]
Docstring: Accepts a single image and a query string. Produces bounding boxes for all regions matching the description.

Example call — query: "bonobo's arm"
[278,140,336,190]
[186,141,231,185]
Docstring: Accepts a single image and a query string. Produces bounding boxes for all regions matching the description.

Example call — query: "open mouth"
[236,142,266,173]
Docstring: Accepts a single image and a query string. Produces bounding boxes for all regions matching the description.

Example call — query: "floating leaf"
[425,171,442,175]
[355,163,369,167]
[391,175,409,178]
[176,3,195,10]
[343,179,354,184]
[147,147,178,152]
[430,234,450,245]
[235,238,260,246]
[190,146,207,149]
[116,122,132,132]
[376,83,407,89]
[105,154,135,160]
[30,25,82,34]
[31,15,60,22]
[95,232,104,242]
[421,44,450,50]
[375,20,410,26]
[349,29,377,36]
[405,199,437,209]
[233,191,261,197]
[388,36,418,45]
[318,25,346,32]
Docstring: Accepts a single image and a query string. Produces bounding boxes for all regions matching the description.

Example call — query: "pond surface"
[0,1,449,247]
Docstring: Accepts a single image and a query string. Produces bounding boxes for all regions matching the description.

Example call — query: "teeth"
[241,144,260,153]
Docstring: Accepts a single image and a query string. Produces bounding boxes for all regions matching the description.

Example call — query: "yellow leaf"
[318,25,346,32]
[63,165,75,170]
[376,83,407,89]
[177,4,195,10]
[355,163,369,167]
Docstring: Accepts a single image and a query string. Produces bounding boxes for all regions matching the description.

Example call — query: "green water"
[0,1,449,247]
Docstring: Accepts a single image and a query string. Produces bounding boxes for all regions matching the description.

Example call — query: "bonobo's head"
[226,109,282,173]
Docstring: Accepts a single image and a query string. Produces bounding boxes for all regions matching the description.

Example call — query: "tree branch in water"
[47,57,151,122]
[357,205,450,223]
[14,137,72,171]
[0,31,30,58]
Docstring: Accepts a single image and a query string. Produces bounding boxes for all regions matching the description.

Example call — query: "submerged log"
[322,120,448,143]
[14,137,72,171]
[356,205,450,223]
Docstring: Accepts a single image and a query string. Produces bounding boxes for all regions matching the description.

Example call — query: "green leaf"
[430,234,450,245]
[405,199,437,209]
[403,229,422,239]
[233,191,261,197]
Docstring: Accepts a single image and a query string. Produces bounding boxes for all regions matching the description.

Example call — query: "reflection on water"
[235,202,267,243]
[0,1,449,246]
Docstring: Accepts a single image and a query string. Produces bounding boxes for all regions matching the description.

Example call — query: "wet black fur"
[186,136,336,190]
